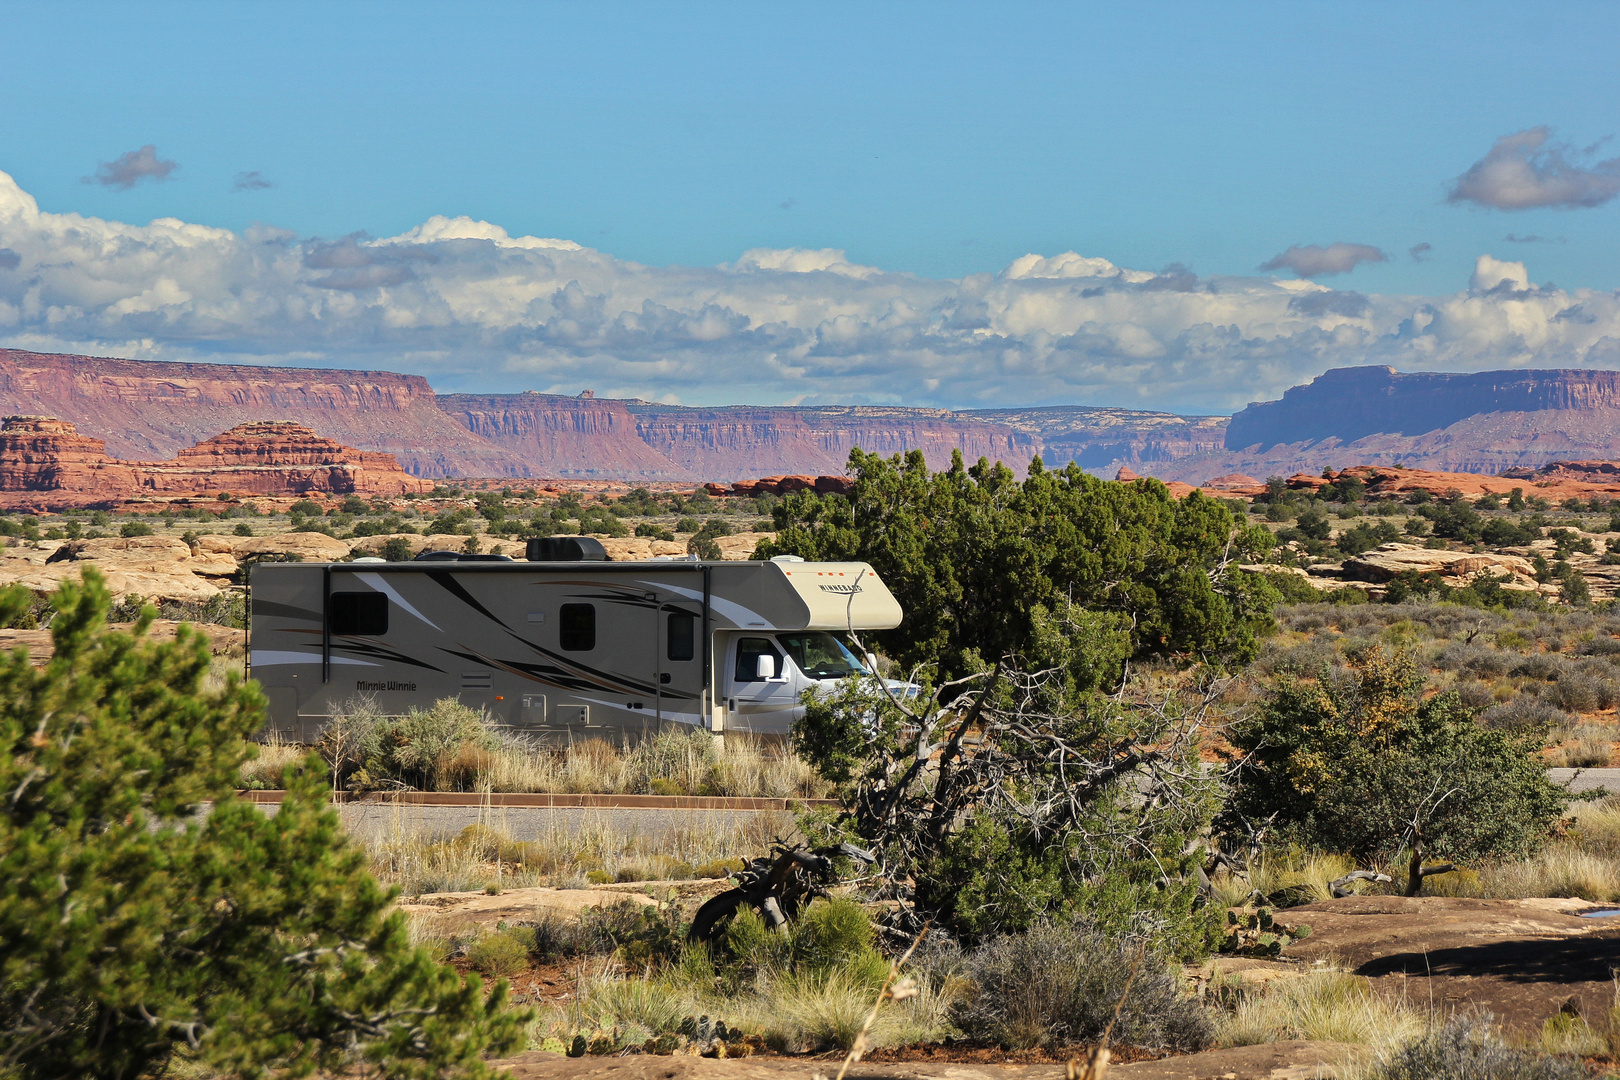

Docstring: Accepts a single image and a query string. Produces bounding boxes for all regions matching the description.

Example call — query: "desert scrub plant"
[953,922,1212,1052]
[1213,969,1425,1050]
[1366,1017,1592,1080]
[467,927,534,978]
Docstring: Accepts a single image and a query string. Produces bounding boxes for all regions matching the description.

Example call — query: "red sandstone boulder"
[813,475,854,495]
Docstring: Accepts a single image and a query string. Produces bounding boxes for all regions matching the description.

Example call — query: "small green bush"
[467,930,531,978]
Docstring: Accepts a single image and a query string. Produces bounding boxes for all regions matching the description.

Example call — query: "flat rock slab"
[1275,896,1620,1030]
[497,1042,1349,1080]
[0,620,244,664]
[398,886,657,928]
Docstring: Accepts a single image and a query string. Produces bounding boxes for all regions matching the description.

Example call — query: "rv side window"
[666,611,695,661]
[559,603,595,651]
[734,637,781,682]
[329,592,387,636]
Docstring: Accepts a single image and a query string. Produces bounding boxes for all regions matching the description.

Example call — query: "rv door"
[724,634,798,733]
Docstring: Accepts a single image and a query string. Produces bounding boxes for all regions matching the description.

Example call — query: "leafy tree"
[1228,649,1570,893]
[758,450,1277,682]
[0,570,525,1078]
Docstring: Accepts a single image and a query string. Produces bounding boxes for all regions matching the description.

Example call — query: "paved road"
[1550,768,1620,796]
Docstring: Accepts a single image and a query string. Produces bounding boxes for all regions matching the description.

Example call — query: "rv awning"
[773,562,903,631]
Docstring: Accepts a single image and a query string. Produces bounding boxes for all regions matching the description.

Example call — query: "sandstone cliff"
[624,403,1041,479]
[436,393,687,478]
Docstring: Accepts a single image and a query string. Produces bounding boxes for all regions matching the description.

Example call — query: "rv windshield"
[776,632,869,680]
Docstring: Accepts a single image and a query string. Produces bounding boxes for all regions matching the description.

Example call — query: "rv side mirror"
[755,653,777,680]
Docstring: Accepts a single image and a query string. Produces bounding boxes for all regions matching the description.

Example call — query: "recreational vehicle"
[248,540,903,742]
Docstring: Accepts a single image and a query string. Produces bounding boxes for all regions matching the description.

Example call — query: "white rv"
[248,543,903,742]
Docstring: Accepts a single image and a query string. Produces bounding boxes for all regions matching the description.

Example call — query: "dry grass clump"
[364,808,792,895]
[238,731,308,789]
[1546,728,1616,768]
[247,702,828,798]
[1213,968,1426,1051]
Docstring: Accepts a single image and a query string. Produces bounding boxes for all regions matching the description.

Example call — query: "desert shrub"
[1336,520,1401,557]
[1578,635,1620,656]
[1454,679,1495,708]
[381,536,414,561]
[784,897,887,987]
[467,929,532,978]
[634,522,675,541]
[1548,669,1618,712]
[1259,571,1322,604]
[1369,1018,1592,1080]
[355,698,499,791]
[1477,697,1573,733]
[954,922,1212,1052]
[626,726,719,794]
[579,900,683,970]
[1231,649,1570,889]
[1511,653,1569,680]
[1255,637,1340,678]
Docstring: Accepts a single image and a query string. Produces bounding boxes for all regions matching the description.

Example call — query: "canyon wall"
[436,393,686,478]
[964,406,1228,472]
[0,349,1227,482]
[624,403,1042,479]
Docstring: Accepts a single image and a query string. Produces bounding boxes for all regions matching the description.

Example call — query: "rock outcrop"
[0,417,431,504]
[0,416,138,494]
[1339,542,1539,588]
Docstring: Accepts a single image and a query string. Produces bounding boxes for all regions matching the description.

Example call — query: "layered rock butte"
[1156,365,1620,483]
[0,416,430,506]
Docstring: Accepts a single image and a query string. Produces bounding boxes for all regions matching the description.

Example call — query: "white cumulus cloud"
[1,169,1619,414]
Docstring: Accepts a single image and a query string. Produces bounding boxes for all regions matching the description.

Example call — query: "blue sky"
[0,1,1617,412]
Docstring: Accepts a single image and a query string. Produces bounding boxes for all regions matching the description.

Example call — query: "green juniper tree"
[771,451,1273,953]
[0,569,525,1079]
[756,449,1279,682]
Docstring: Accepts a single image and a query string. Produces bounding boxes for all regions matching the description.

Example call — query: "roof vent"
[526,536,609,562]
[770,555,806,563]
